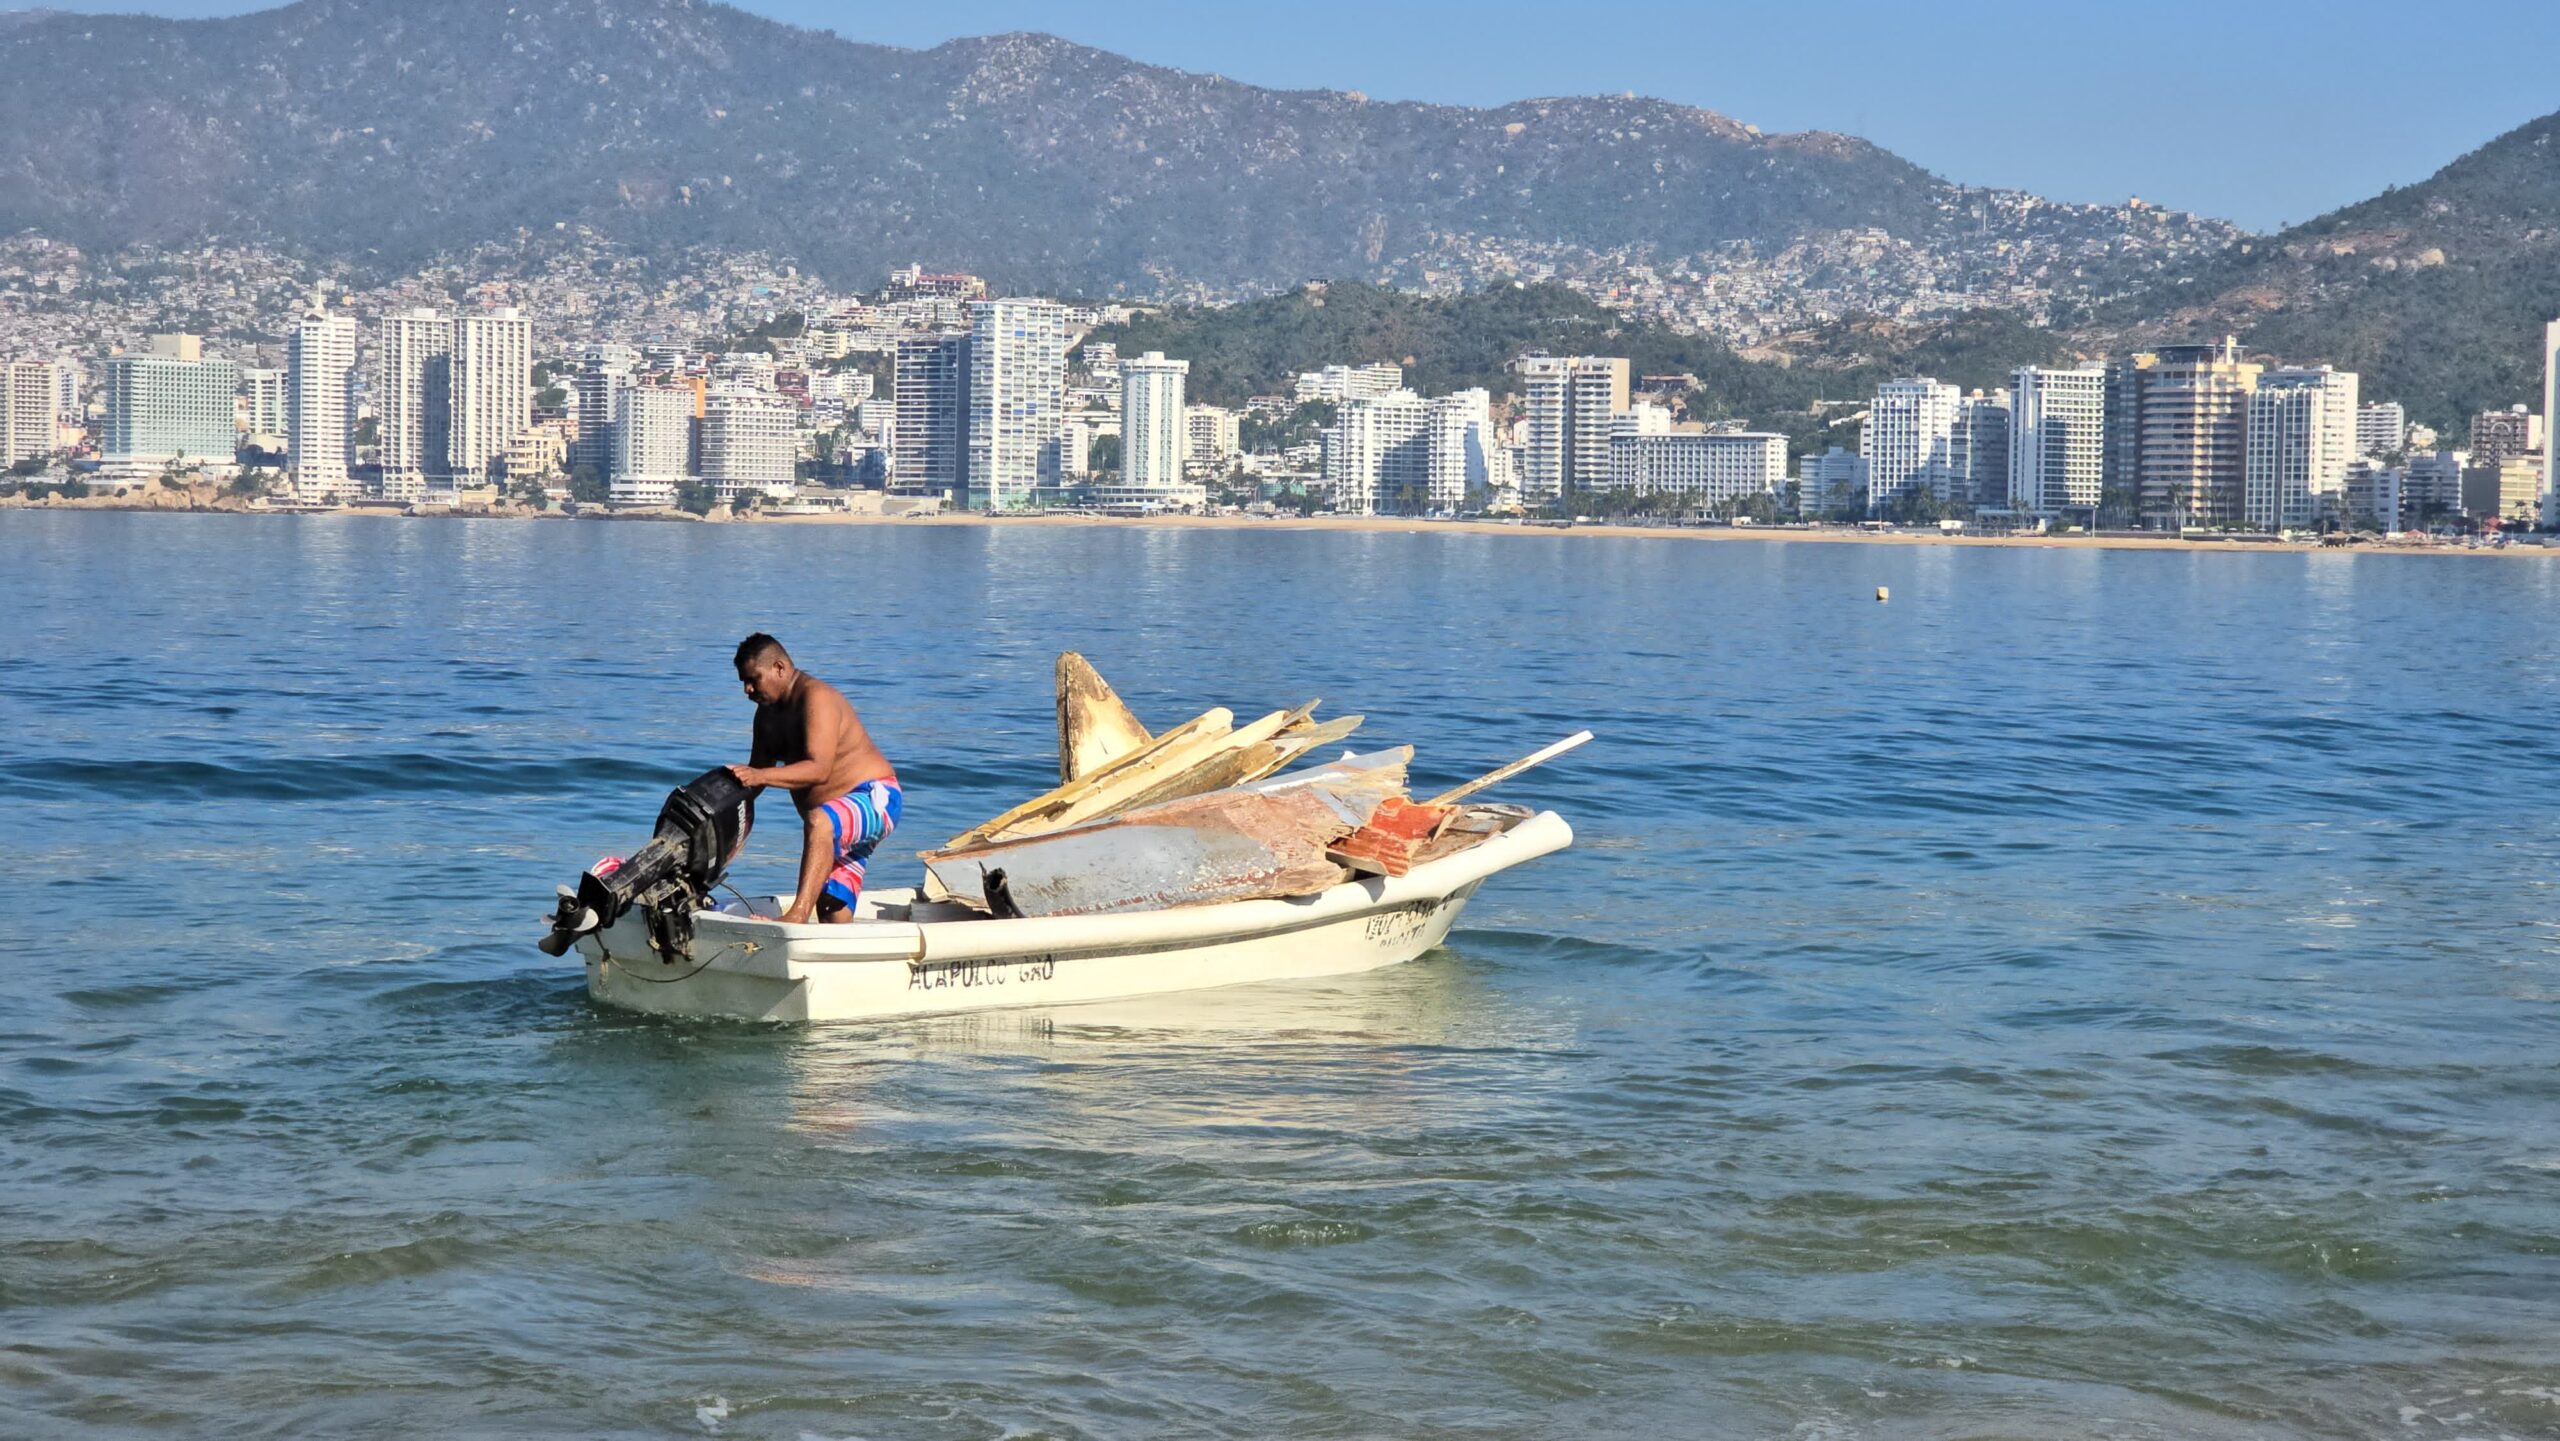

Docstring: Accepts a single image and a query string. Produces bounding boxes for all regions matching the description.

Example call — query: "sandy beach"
[6,488,2544,556]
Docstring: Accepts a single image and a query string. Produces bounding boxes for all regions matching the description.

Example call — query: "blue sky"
[29,0,2560,231]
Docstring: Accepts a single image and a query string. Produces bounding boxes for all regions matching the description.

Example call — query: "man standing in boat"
[725,633,902,925]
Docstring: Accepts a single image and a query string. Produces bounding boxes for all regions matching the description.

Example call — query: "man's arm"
[730,694,842,792]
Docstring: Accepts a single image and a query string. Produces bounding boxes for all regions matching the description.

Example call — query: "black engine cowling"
[537,767,754,958]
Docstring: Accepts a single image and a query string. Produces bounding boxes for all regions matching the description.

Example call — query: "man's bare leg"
[781,809,834,925]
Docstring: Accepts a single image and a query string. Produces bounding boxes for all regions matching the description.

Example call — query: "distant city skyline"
[19,0,2560,232]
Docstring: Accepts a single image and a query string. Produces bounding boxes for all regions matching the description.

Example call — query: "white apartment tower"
[1950,390,2011,509]
[1324,390,1433,516]
[966,298,1068,510]
[376,308,453,500]
[610,384,696,507]
[1119,350,1189,492]
[2356,401,2406,458]
[1186,404,1243,475]
[288,304,360,501]
[2542,320,2560,527]
[2245,366,2360,530]
[1861,377,1962,513]
[240,366,288,443]
[700,391,798,504]
[1,360,64,466]
[450,308,532,488]
[892,331,969,499]
[1424,389,1499,513]
[1516,355,1630,506]
[2007,366,2106,513]
[569,343,639,479]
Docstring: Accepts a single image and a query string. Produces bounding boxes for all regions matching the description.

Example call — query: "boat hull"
[581,810,1570,1023]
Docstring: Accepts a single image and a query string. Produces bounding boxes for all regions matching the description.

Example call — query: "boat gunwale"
[682,810,1574,970]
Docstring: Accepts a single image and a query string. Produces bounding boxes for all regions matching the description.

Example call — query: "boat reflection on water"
[771,934,1580,1142]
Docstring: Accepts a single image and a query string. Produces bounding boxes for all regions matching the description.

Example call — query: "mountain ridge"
[0,0,2226,313]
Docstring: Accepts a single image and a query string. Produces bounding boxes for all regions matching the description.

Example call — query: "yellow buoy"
[1876,586,1890,602]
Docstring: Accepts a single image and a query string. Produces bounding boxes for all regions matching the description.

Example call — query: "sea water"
[3,511,2557,1438]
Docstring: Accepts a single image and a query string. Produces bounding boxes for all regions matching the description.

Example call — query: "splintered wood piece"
[1056,651,1152,784]
[1422,731,1594,807]
[943,707,1235,851]
[1066,704,1309,826]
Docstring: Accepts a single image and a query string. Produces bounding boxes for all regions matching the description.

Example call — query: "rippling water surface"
[5,511,2559,1439]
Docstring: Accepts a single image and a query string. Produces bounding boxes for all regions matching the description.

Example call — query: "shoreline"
[4,492,2545,556]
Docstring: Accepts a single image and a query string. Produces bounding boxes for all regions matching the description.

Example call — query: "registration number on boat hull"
[1363,900,1452,950]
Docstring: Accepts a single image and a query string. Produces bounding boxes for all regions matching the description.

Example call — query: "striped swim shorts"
[814,778,902,913]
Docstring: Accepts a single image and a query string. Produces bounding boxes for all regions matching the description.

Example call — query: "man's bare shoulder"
[798,674,857,717]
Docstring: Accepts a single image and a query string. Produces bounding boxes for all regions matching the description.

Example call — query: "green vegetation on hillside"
[2104,111,2560,432]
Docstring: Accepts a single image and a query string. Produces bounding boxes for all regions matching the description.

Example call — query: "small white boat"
[580,808,1571,1023]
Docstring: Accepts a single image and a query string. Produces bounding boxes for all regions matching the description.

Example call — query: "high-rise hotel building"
[1861,377,1961,512]
[891,331,969,500]
[289,305,360,500]
[2244,366,2360,531]
[376,308,453,500]
[103,335,240,482]
[2008,366,2106,514]
[1516,355,1630,506]
[450,308,533,489]
[2132,338,2259,530]
[1118,350,1190,494]
[965,298,1068,510]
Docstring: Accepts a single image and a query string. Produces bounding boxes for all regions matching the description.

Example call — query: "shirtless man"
[724,633,902,925]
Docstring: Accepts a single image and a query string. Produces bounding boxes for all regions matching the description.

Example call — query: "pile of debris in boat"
[917,653,1588,920]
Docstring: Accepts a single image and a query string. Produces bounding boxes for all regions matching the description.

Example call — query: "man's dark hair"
[733,633,787,669]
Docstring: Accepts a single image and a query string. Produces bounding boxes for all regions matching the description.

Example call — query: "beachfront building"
[1861,376,1962,513]
[2344,459,2403,531]
[568,343,639,480]
[1516,354,1630,507]
[1424,389,1500,513]
[2007,366,2106,515]
[2134,338,2259,530]
[1796,446,1868,517]
[376,308,453,501]
[1186,404,1243,475]
[2462,454,2543,527]
[891,331,968,500]
[1606,427,1788,508]
[699,391,798,505]
[609,383,695,507]
[1949,390,2010,510]
[965,297,1068,509]
[2244,366,2360,531]
[1,359,68,466]
[2356,401,2406,458]
[449,308,532,491]
[240,366,288,447]
[102,335,240,483]
[1118,351,1189,492]
[288,306,359,501]
[1323,389,1430,516]
[2404,450,2466,525]
[2542,320,2560,527]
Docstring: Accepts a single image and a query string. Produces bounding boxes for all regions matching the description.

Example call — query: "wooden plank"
[1422,731,1594,807]
[1055,651,1151,784]
[942,707,1234,851]
[1047,703,1308,830]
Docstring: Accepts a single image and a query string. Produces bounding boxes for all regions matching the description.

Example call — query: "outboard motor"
[538,767,754,959]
